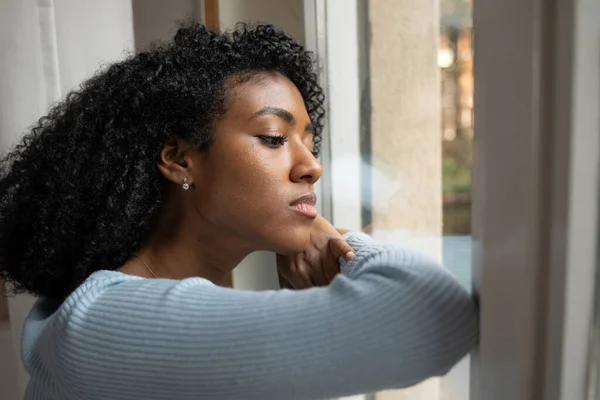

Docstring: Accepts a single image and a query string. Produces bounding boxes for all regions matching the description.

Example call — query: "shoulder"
[26,271,218,360]
[57,270,143,315]
[30,270,216,334]
[59,270,216,315]
[22,271,146,378]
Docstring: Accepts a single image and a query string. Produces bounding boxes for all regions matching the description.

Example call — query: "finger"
[275,254,300,289]
[337,228,352,236]
[329,238,355,262]
[277,270,294,290]
[276,254,309,289]
[305,253,329,286]
[309,238,341,283]
[285,273,308,290]
[322,249,340,282]
[302,247,328,286]
[292,254,313,289]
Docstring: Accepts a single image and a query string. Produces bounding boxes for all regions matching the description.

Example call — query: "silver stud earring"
[182,177,190,191]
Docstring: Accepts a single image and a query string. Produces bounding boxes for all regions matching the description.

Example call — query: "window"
[311,0,473,398]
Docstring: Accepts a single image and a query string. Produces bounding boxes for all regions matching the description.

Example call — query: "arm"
[51,234,478,400]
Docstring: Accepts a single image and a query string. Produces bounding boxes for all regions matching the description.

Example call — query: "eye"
[257,135,287,148]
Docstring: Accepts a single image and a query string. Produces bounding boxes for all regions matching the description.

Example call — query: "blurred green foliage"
[443,136,472,234]
[443,136,472,195]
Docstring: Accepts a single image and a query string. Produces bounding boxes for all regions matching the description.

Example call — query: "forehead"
[223,72,310,120]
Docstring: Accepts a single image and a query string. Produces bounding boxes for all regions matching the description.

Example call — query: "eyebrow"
[252,107,314,133]
[253,107,295,125]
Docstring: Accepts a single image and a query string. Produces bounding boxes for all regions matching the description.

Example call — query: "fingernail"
[345,251,355,261]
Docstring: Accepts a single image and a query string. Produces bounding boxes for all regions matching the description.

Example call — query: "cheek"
[194,147,312,253]
[200,144,291,221]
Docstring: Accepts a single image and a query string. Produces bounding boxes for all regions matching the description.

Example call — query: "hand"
[276,215,355,289]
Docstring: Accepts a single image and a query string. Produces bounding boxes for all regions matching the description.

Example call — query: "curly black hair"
[0,22,325,300]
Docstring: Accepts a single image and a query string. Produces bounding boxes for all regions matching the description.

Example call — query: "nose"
[290,142,323,185]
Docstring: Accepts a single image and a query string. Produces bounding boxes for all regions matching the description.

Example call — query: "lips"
[291,192,318,218]
[291,192,317,207]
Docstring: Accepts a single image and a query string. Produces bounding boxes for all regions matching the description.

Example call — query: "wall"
[132,0,201,50]
[218,0,304,42]
[0,324,18,400]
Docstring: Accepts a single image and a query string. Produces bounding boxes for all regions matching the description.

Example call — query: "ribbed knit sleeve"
[24,233,478,400]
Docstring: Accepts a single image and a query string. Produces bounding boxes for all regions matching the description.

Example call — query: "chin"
[266,224,312,255]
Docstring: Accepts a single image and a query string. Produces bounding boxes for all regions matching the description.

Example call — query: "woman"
[0,23,478,399]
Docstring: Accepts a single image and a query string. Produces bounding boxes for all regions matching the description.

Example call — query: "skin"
[118,71,353,287]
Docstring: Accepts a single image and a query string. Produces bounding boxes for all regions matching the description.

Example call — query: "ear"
[157,137,196,187]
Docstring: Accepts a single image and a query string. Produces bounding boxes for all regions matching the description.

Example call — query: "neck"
[135,199,253,284]
[137,233,247,284]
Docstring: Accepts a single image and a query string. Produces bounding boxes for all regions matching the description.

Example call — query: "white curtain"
[0,1,134,398]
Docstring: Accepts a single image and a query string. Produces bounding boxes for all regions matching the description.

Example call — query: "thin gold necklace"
[134,254,158,278]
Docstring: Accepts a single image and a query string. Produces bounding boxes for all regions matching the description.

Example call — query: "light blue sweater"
[21,233,478,400]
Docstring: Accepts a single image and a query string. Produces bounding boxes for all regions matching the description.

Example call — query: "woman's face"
[190,71,323,255]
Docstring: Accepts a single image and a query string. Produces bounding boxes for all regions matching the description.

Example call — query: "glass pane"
[357,0,473,398]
